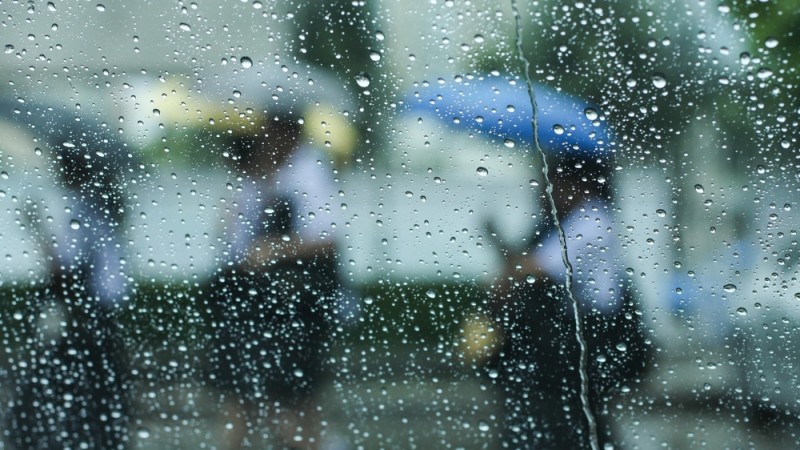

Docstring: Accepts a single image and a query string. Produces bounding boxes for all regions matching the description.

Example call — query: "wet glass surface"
[0,1,799,449]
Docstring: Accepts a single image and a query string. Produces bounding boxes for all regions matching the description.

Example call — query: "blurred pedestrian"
[207,104,340,450]
[490,154,651,449]
[4,103,133,449]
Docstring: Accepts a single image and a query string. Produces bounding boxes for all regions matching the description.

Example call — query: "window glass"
[0,1,798,449]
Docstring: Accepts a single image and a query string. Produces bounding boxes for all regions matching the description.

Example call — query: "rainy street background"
[1,0,800,449]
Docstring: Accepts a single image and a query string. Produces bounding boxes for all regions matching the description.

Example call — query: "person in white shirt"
[207,106,339,450]
[5,103,132,450]
[490,155,651,449]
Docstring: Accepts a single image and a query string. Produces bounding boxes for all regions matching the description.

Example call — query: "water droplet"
[757,68,773,79]
[240,56,253,68]
[723,283,737,293]
[553,124,565,135]
[652,74,667,88]
[355,72,371,88]
[525,274,536,284]
[369,50,381,62]
[694,184,704,193]
[656,209,666,217]
[615,342,627,352]
[179,23,191,32]
[4,45,14,54]
[488,369,498,379]
[137,428,151,439]
[736,307,747,316]
[739,52,751,65]
[96,4,106,12]
[478,421,490,432]
[70,219,81,230]
[293,368,304,378]
[503,138,515,148]
[584,108,598,121]
[476,167,488,176]
[765,37,779,49]
[426,290,436,299]
[375,30,385,41]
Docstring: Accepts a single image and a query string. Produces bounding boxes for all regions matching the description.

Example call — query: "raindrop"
[355,72,371,88]
[4,45,14,54]
[478,421,490,432]
[503,138,515,148]
[240,56,253,68]
[375,31,385,41]
[652,74,667,88]
[739,52,751,65]
[179,23,191,32]
[765,37,778,48]
[476,167,488,176]
[615,342,627,352]
[70,219,81,230]
[426,290,436,299]
[723,283,737,293]
[756,68,773,79]
[474,34,485,43]
[369,50,381,62]
[736,307,747,316]
[656,209,666,217]
[96,4,106,12]
[694,184,704,193]
[525,274,535,284]
[584,108,598,121]
[137,428,151,439]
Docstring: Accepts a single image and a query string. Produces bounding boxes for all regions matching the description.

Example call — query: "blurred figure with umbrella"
[405,74,651,448]
[190,63,351,449]
[1,101,135,449]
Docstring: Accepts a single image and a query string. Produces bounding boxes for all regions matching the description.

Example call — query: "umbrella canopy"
[192,62,353,130]
[0,100,137,215]
[150,62,358,162]
[401,75,612,158]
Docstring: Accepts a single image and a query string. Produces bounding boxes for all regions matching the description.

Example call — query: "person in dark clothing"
[491,155,651,449]
[3,103,133,449]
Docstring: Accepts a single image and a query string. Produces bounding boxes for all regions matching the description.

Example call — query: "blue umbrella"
[402,76,612,157]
